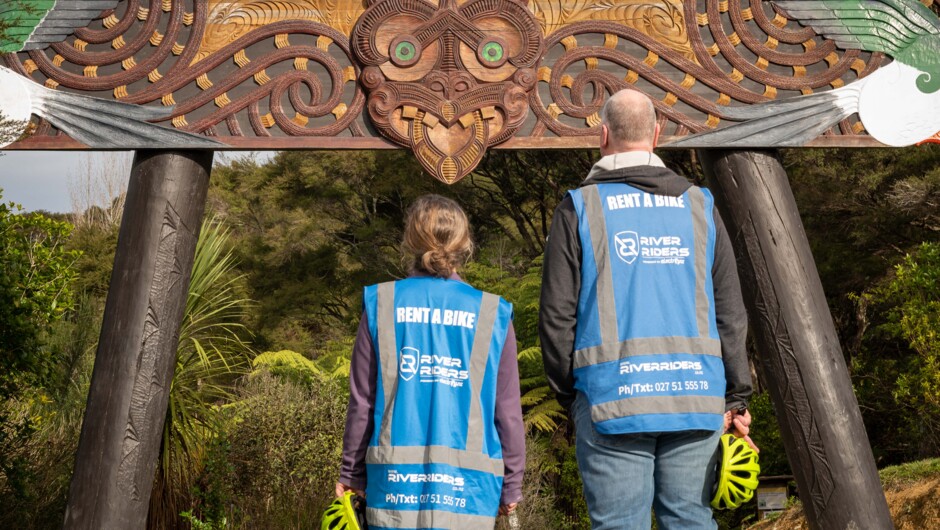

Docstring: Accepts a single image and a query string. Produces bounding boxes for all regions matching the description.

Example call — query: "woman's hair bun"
[402,195,473,278]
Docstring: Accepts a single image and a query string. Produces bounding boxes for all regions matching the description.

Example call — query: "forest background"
[1,144,939,529]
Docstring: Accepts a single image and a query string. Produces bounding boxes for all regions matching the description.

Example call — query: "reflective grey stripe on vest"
[366,445,504,476]
[466,292,499,454]
[574,336,721,370]
[580,184,714,365]
[367,507,496,529]
[583,185,618,345]
[377,281,398,447]
[373,284,502,462]
[688,187,711,337]
[592,395,726,423]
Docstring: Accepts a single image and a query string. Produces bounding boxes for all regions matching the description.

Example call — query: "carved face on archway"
[352,0,542,183]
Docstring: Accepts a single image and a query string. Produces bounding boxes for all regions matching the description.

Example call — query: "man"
[539,89,754,529]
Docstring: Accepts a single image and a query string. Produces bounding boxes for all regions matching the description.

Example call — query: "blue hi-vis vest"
[363,277,513,530]
[569,183,725,435]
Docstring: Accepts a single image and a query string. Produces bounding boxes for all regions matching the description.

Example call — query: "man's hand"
[499,502,518,516]
[723,408,759,453]
[335,481,365,498]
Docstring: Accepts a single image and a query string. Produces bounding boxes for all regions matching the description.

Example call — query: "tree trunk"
[64,150,213,529]
[699,149,893,530]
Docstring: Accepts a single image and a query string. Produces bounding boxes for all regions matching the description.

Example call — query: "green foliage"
[208,370,347,527]
[517,346,566,434]
[312,336,356,384]
[780,145,940,465]
[0,293,98,529]
[209,151,446,352]
[784,146,940,347]
[0,195,81,519]
[0,194,80,398]
[879,458,940,489]
[460,150,590,262]
[179,509,227,530]
[495,436,576,530]
[5,144,939,527]
[462,259,568,434]
[208,149,587,354]
[0,110,29,147]
[252,349,322,387]
[854,243,940,460]
[63,215,119,297]
[747,392,791,477]
[556,442,591,529]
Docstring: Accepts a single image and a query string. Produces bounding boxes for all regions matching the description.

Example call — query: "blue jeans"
[573,393,721,530]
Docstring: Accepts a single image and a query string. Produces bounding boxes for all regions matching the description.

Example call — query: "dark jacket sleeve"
[711,206,753,411]
[538,196,581,410]
[339,312,376,490]
[494,324,525,505]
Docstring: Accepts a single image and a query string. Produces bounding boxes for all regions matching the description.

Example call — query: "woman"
[336,194,525,529]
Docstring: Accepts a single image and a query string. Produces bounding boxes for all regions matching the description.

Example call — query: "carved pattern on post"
[701,149,893,529]
[737,211,835,515]
[117,204,182,502]
[63,150,213,529]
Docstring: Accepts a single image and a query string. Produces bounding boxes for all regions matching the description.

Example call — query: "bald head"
[600,89,658,153]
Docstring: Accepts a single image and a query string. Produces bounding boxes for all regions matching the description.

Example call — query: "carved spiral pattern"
[531,0,883,139]
[0,0,910,151]
[4,0,365,140]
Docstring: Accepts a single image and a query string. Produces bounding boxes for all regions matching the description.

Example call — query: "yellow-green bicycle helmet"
[322,491,367,530]
[711,433,760,510]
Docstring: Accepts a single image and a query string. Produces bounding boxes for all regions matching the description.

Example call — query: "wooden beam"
[63,150,213,529]
[4,134,889,151]
[698,149,893,530]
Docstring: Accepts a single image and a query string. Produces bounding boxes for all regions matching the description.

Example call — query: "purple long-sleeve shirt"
[339,276,526,506]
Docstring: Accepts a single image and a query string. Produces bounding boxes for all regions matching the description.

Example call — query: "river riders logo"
[399,347,469,387]
[614,231,640,264]
[399,347,419,381]
[614,231,690,265]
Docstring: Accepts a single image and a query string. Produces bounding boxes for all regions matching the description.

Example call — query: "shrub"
[206,370,346,528]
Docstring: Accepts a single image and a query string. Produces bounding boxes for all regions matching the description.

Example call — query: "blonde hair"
[402,194,473,278]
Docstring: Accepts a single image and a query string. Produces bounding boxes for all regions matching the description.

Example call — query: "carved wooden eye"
[478,38,508,68]
[390,35,421,67]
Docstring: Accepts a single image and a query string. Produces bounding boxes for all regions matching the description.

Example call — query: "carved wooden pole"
[698,149,893,530]
[64,150,213,529]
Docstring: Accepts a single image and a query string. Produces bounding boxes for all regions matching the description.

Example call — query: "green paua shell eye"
[481,41,504,63]
[395,41,416,61]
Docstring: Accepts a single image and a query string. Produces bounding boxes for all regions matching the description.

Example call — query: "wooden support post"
[63,150,214,529]
[698,149,893,530]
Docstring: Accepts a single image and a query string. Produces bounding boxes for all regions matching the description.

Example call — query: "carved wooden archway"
[3,2,937,529]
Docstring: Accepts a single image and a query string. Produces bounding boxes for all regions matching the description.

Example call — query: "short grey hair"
[600,89,657,145]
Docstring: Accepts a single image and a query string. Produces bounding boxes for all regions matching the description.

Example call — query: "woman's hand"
[335,482,365,498]
[499,503,518,516]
